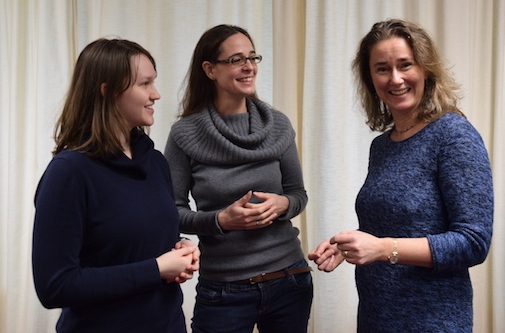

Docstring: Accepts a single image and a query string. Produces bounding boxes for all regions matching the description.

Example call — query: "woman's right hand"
[156,246,197,282]
[217,191,277,230]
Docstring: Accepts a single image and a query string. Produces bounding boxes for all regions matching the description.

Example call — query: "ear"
[202,61,215,80]
[100,83,107,97]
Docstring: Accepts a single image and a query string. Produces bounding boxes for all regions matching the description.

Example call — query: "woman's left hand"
[246,191,289,221]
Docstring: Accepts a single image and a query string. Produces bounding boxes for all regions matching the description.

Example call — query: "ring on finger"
[343,250,349,258]
[256,221,259,225]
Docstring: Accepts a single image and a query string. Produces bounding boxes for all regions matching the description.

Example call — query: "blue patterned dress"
[355,113,493,332]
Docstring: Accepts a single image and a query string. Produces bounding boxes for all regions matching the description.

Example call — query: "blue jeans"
[191,259,313,333]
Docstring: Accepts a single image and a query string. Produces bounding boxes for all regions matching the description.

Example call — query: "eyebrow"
[136,73,157,82]
[224,51,257,58]
[372,57,412,67]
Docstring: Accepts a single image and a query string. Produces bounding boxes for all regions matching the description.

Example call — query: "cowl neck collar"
[102,132,154,179]
[171,99,295,165]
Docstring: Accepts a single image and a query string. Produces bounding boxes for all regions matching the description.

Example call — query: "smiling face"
[369,37,427,118]
[203,33,258,106]
[116,54,160,129]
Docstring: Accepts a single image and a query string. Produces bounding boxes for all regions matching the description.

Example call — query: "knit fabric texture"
[32,134,186,332]
[165,99,308,281]
[355,113,493,332]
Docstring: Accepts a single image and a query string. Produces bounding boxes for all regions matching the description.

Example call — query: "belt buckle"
[249,273,266,284]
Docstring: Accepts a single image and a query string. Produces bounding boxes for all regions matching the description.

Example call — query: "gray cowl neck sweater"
[171,99,295,164]
[165,98,307,281]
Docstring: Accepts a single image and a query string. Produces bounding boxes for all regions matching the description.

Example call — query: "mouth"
[390,88,410,96]
[237,77,253,82]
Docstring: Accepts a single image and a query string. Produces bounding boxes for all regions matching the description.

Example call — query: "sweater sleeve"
[32,156,162,308]
[277,141,308,221]
[164,133,223,235]
[427,118,493,271]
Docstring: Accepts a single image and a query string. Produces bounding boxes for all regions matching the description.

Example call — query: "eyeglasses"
[215,54,262,66]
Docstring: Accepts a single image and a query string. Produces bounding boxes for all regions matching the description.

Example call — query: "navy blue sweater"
[355,113,493,332]
[32,134,186,332]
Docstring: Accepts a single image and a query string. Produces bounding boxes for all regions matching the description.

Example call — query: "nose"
[151,85,161,100]
[390,69,403,85]
[242,58,254,69]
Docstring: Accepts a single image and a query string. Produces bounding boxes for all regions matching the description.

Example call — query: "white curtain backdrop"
[1,1,503,332]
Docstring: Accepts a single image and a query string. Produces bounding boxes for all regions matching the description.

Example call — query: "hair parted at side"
[53,38,156,158]
[180,24,259,118]
[352,19,464,132]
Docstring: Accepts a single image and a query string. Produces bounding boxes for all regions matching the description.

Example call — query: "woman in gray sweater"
[164,24,312,333]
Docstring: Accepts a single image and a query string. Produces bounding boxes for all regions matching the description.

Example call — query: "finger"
[315,247,336,263]
[174,246,197,256]
[329,236,339,244]
[251,191,269,201]
[313,253,331,265]
[238,190,253,205]
[323,255,343,272]
[174,277,186,284]
[318,257,335,271]
[250,204,277,223]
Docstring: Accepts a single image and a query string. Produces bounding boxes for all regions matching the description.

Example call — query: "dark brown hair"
[180,24,259,117]
[53,38,156,158]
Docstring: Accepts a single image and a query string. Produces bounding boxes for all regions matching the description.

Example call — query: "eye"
[400,62,413,70]
[251,55,262,63]
[229,56,244,65]
[376,67,389,74]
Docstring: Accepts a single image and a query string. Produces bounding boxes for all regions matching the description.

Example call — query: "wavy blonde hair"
[352,19,464,131]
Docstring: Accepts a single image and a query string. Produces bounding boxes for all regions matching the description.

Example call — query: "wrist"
[387,238,399,264]
[216,211,225,230]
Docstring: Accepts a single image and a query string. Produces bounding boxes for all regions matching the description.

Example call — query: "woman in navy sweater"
[32,38,199,332]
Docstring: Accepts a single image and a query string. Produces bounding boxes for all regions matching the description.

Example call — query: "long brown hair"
[352,19,463,131]
[53,38,156,158]
[180,24,259,117]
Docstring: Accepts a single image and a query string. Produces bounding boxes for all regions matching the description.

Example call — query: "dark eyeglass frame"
[215,54,263,66]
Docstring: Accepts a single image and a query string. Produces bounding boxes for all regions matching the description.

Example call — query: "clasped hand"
[156,238,200,283]
[217,190,289,230]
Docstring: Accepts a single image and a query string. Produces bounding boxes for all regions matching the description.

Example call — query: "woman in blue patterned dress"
[309,19,493,332]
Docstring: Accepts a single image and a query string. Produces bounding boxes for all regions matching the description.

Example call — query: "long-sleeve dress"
[355,113,493,332]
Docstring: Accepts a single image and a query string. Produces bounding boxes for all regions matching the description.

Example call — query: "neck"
[119,133,132,159]
[393,120,420,133]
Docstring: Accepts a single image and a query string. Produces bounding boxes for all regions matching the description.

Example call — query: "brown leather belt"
[232,266,312,284]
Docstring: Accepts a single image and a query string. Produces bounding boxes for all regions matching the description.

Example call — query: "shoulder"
[431,113,485,147]
[39,150,97,183]
[254,100,295,137]
[271,108,292,126]
[36,151,93,198]
[170,112,206,133]
[50,150,91,170]
[432,112,476,134]
[168,112,209,146]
